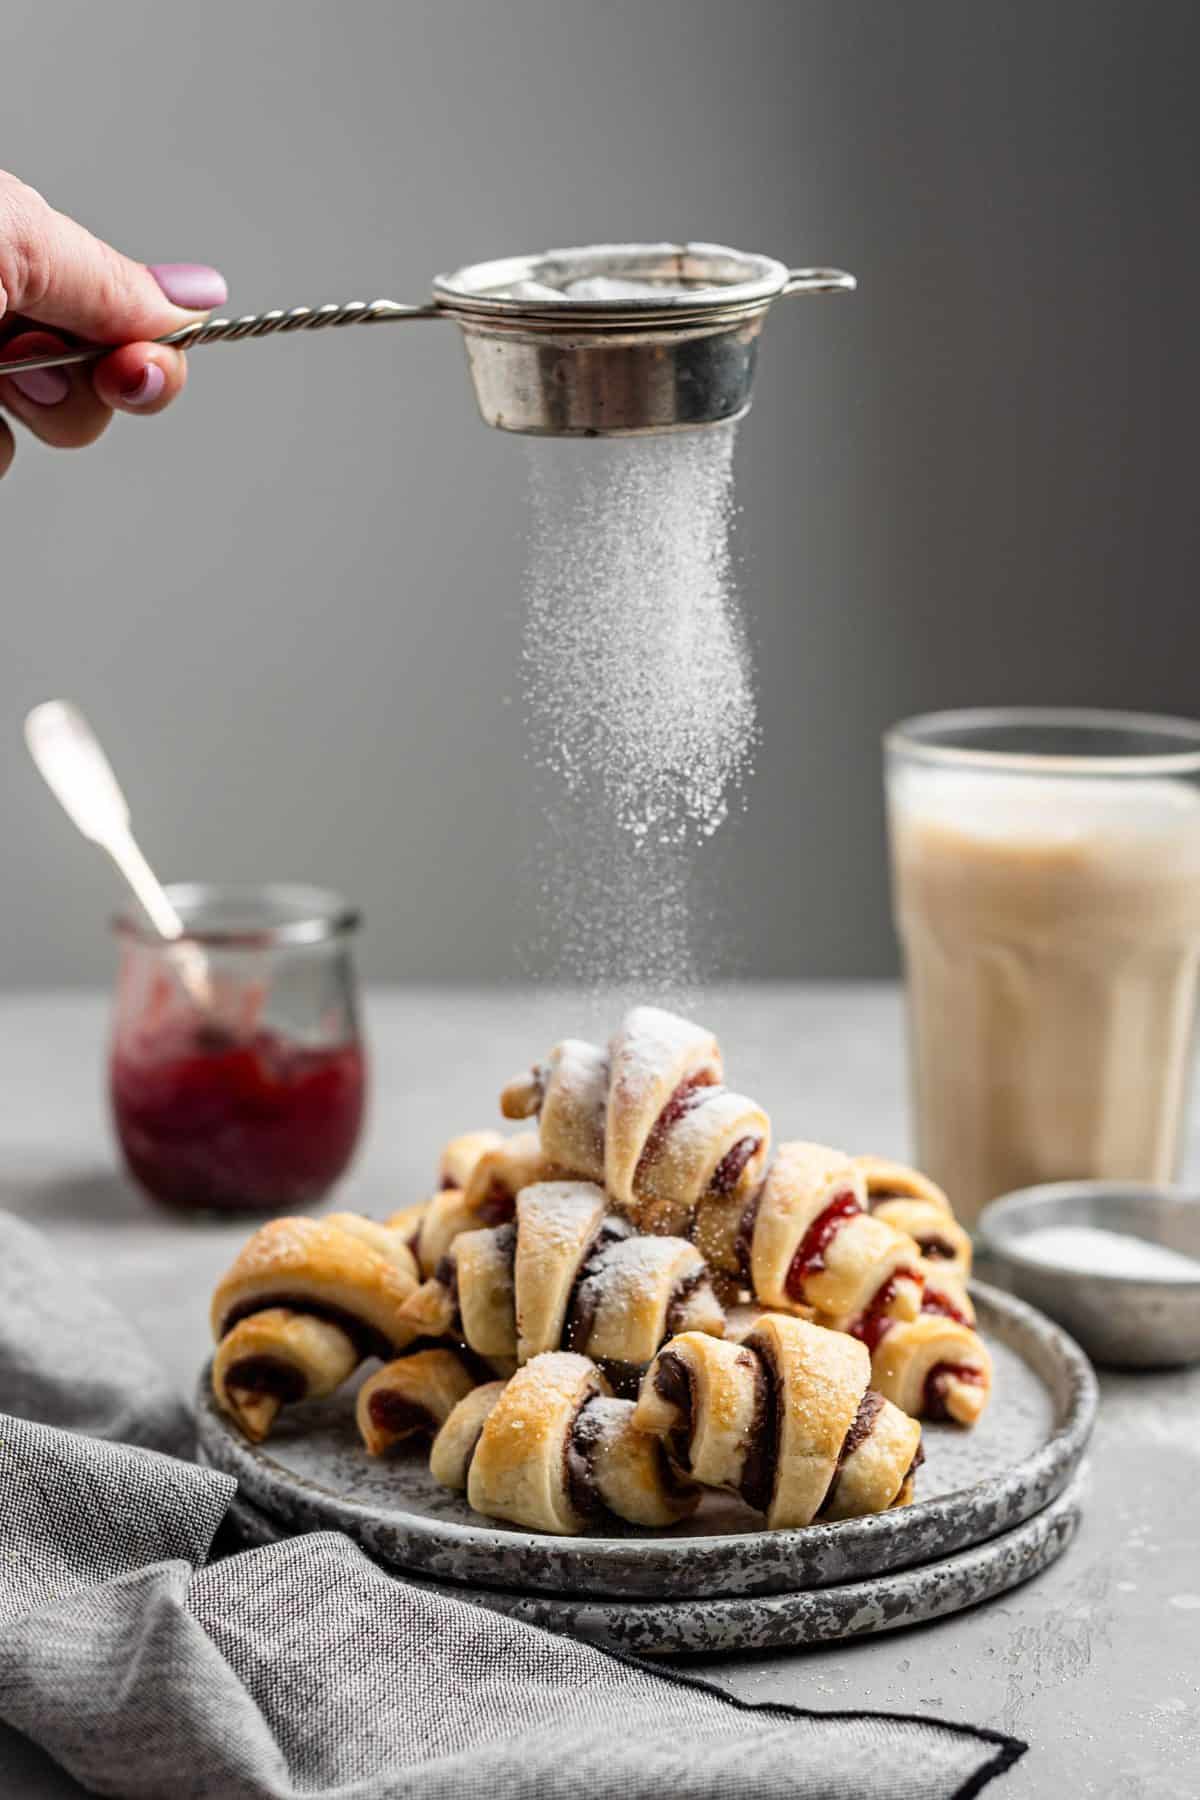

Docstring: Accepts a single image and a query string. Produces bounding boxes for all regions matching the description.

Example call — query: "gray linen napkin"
[0,1211,1025,1800]
[0,1212,192,1457]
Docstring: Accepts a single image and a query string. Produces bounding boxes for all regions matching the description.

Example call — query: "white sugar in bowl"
[977,1182,1200,1368]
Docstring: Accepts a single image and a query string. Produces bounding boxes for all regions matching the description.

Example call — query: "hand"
[0,170,226,478]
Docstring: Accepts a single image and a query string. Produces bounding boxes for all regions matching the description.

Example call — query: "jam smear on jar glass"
[110,884,367,1215]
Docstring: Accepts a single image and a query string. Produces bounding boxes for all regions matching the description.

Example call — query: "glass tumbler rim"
[885,707,1200,777]
[112,881,361,950]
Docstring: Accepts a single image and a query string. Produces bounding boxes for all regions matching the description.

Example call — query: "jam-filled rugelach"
[870,1261,992,1425]
[689,1135,989,1427]
[853,1154,972,1277]
[736,1142,926,1335]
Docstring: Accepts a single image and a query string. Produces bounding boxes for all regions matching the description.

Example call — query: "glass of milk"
[885,709,1200,1226]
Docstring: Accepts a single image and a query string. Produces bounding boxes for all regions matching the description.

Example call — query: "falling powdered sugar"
[521,423,756,993]
[524,424,754,844]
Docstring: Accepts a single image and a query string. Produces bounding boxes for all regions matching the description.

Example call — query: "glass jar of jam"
[110,884,367,1215]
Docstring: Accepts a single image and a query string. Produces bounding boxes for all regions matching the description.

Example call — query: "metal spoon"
[24,699,213,1008]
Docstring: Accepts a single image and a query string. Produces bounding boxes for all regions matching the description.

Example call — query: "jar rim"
[112,882,360,949]
[884,707,1200,776]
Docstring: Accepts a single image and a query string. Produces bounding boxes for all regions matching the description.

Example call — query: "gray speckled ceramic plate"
[196,1282,1095,1601]
[223,1477,1084,1655]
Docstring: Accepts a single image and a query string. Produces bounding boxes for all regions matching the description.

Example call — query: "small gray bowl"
[977,1182,1200,1368]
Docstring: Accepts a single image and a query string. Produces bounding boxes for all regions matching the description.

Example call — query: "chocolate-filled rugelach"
[387,1129,554,1278]
[383,1144,564,1355]
[432,1351,700,1534]
[500,1007,770,1239]
[211,1213,422,1441]
[357,1346,481,1456]
[635,1314,922,1529]
[438,1130,504,1192]
[399,1179,725,1396]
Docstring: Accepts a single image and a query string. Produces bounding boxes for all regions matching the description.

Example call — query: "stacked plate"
[197,1283,1096,1655]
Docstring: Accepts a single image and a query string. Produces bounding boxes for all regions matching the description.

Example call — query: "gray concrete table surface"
[1,986,1197,1799]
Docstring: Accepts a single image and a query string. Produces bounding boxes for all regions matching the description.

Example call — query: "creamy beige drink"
[886,714,1200,1225]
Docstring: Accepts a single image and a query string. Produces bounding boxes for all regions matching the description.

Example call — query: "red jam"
[785,1189,862,1299]
[636,1073,717,1178]
[920,1286,973,1328]
[850,1267,925,1353]
[923,1362,986,1420]
[111,1021,366,1214]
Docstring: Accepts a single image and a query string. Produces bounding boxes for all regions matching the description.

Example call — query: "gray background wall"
[4,0,1198,987]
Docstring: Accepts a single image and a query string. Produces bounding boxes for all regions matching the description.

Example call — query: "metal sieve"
[0,240,855,437]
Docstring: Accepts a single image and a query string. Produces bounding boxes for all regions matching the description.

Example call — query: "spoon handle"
[103,829,216,1010]
[24,700,213,1010]
[0,298,444,377]
[104,828,185,941]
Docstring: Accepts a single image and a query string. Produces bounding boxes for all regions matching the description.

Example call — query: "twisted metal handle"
[0,298,444,377]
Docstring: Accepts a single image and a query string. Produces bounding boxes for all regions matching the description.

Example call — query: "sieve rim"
[432,241,791,330]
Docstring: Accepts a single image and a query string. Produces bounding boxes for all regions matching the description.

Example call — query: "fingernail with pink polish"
[150,263,228,310]
[122,364,166,408]
[8,367,70,406]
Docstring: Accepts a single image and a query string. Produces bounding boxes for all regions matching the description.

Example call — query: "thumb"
[0,171,226,343]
